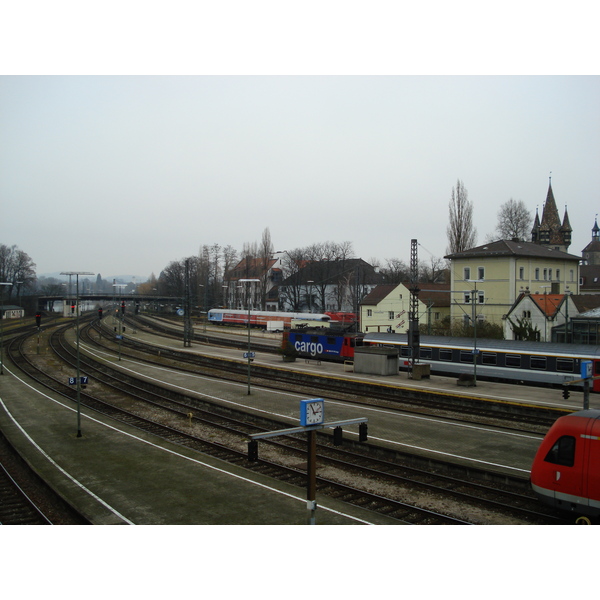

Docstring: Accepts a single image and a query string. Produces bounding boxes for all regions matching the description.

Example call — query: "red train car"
[530,409,600,520]
[325,312,357,324]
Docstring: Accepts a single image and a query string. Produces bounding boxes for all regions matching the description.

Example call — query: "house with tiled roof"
[446,238,581,331]
[504,292,572,341]
[359,282,450,333]
[505,292,600,341]
[278,258,384,313]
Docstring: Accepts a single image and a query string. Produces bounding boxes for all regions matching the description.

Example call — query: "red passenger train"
[530,409,600,521]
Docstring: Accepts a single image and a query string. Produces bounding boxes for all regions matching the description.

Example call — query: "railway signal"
[359,422,368,442]
[98,307,103,319]
[248,402,368,525]
[247,440,258,462]
[333,426,343,446]
[35,313,41,327]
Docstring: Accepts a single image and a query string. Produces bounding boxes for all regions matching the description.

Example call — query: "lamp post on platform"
[113,284,127,361]
[61,271,94,437]
[239,278,260,395]
[0,282,13,375]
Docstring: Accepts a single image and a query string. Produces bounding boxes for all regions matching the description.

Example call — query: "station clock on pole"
[300,398,325,426]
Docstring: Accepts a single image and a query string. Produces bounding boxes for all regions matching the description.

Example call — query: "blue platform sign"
[581,360,593,379]
[68,376,90,385]
[244,352,256,359]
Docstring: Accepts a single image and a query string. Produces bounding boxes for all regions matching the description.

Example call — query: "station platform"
[120,318,599,414]
[0,361,401,525]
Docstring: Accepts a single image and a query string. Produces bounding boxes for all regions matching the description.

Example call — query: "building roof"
[417,282,451,307]
[0,305,23,313]
[582,240,600,255]
[571,294,600,313]
[360,282,450,308]
[445,239,580,261]
[580,265,600,289]
[539,183,563,240]
[360,284,401,305]
[280,258,384,287]
[575,307,600,319]
[228,257,276,281]
[507,293,600,320]
[529,293,563,317]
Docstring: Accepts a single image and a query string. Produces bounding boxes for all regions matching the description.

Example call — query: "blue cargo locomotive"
[283,328,364,361]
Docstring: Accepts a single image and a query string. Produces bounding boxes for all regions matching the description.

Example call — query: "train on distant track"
[362,332,600,391]
[207,309,355,330]
[530,409,600,521]
[280,328,600,390]
[283,328,364,362]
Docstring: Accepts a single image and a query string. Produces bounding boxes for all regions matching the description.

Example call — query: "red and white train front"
[530,409,600,519]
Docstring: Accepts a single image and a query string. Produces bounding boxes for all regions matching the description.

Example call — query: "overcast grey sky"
[2,6,599,281]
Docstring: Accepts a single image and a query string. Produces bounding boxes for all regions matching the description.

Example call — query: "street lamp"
[239,278,260,395]
[113,284,127,360]
[564,287,572,343]
[222,285,229,308]
[466,280,484,386]
[61,271,94,437]
[0,282,13,375]
[16,281,23,321]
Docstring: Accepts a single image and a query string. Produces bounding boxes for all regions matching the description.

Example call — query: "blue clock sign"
[300,398,325,426]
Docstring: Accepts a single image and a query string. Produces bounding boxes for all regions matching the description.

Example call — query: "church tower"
[582,217,600,265]
[531,178,572,252]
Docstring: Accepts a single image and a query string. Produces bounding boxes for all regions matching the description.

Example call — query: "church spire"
[532,178,571,251]
[560,205,572,248]
[531,206,540,243]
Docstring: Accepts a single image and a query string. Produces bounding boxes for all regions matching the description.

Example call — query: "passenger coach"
[208,309,331,329]
[362,332,600,391]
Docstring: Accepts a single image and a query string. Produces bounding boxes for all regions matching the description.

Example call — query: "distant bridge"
[37,294,185,310]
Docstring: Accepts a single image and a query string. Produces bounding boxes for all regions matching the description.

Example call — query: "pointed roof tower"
[538,179,561,244]
[531,207,541,243]
[533,177,572,251]
[560,205,572,248]
[582,216,600,265]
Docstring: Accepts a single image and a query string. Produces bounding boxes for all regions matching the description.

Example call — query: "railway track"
[128,315,570,431]
[0,431,90,525]
[5,320,569,524]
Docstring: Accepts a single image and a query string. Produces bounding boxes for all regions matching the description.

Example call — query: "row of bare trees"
[150,228,454,315]
[446,178,533,255]
[1,180,533,314]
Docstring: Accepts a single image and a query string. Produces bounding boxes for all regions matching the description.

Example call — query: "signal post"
[248,399,368,525]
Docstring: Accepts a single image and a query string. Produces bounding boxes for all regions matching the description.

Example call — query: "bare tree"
[446,180,476,254]
[0,244,36,300]
[380,257,410,283]
[158,259,187,297]
[279,247,306,311]
[419,256,447,283]
[495,198,532,241]
[257,227,274,309]
[221,245,238,308]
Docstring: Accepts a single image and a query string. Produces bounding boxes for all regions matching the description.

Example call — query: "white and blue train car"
[362,332,600,389]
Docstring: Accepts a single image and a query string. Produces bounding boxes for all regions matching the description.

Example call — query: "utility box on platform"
[354,346,399,376]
